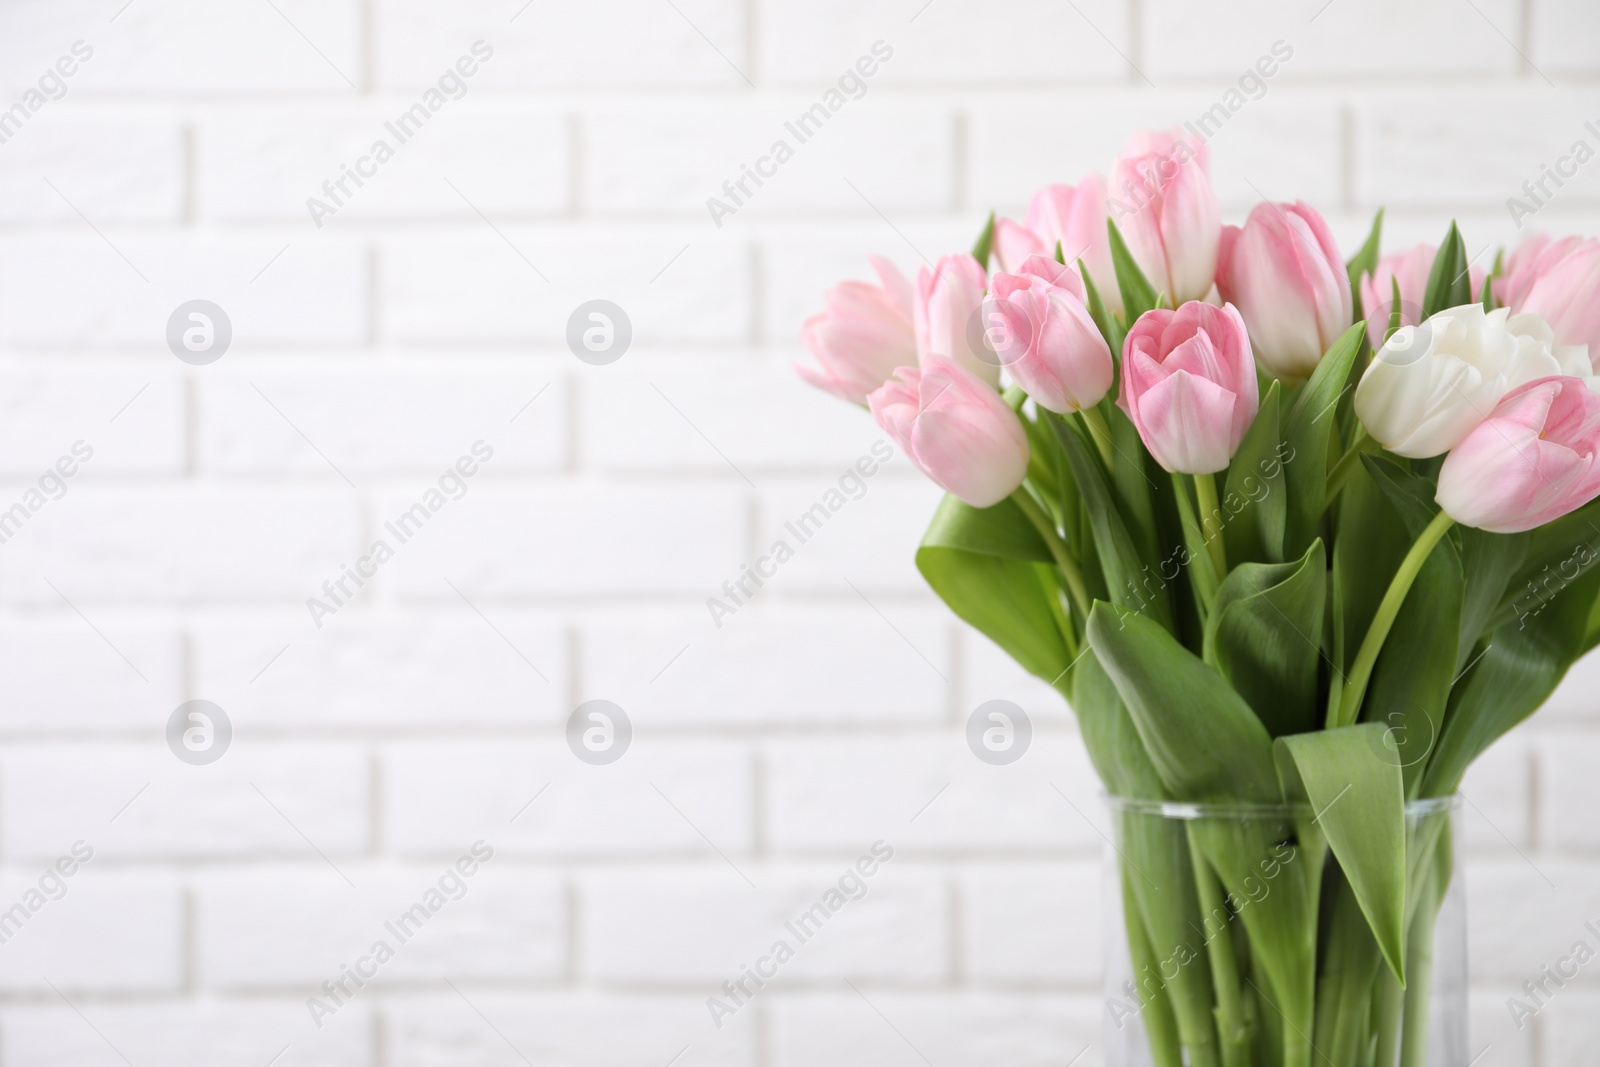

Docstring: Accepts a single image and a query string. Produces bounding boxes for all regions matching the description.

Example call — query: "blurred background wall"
[0,0,1596,1063]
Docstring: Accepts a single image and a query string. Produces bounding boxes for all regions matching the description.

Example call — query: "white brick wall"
[0,1,1595,1064]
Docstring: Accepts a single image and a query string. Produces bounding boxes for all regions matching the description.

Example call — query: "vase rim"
[1101,793,1461,819]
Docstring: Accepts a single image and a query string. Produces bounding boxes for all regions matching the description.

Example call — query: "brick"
[1544,990,1600,1065]
[585,103,953,217]
[961,626,1075,726]
[581,358,886,473]
[968,94,1342,216]
[582,606,952,726]
[382,739,752,857]
[764,735,1102,852]
[754,473,943,594]
[0,0,363,95]
[0,237,369,350]
[195,618,567,731]
[0,620,182,732]
[580,862,946,983]
[379,232,749,344]
[379,486,745,599]
[384,993,755,1067]
[197,364,566,475]
[0,871,182,993]
[1356,93,1600,211]
[0,1001,371,1067]
[0,117,183,223]
[1466,860,1600,983]
[758,0,1131,85]
[1536,729,1600,849]
[0,487,362,604]
[0,742,369,861]
[960,862,1099,985]
[198,105,568,223]
[196,864,564,988]
[1532,0,1600,74]
[0,366,184,475]
[1469,988,1535,1067]
[1145,0,1521,80]
[373,0,747,89]
[769,993,1099,1067]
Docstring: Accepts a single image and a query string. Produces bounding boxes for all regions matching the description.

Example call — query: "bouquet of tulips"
[797,128,1600,1067]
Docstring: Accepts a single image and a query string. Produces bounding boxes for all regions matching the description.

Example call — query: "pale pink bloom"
[1118,301,1259,474]
[1437,376,1600,533]
[994,177,1119,313]
[1359,244,1482,350]
[868,355,1030,508]
[914,253,996,388]
[796,256,916,405]
[1495,234,1600,369]
[987,255,1113,414]
[1217,200,1352,380]
[1107,128,1221,306]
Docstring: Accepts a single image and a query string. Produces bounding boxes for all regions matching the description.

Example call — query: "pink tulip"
[797,256,917,405]
[1119,301,1260,474]
[1108,128,1221,306]
[1436,376,1600,533]
[987,255,1113,414]
[1495,235,1600,369]
[1358,244,1483,350]
[914,253,996,388]
[1215,200,1351,381]
[868,355,1030,508]
[994,177,1119,313]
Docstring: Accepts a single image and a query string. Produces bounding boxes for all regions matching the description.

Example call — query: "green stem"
[1373,966,1404,1067]
[1079,404,1116,469]
[1324,427,1377,508]
[1011,488,1091,620]
[1186,831,1251,1067]
[1169,472,1218,617]
[1193,472,1229,581]
[1333,509,1455,729]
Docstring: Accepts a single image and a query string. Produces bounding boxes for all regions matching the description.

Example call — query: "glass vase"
[1102,796,1465,1067]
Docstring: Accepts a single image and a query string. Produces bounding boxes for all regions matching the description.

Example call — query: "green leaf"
[1108,218,1160,322]
[1053,417,1173,630]
[1387,275,1404,343]
[969,211,996,269]
[1276,723,1408,984]
[1223,379,1287,565]
[1281,322,1365,559]
[916,495,1071,684]
[1423,564,1600,796]
[1360,456,1464,793]
[1205,539,1327,738]
[1078,258,1125,376]
[1454,526,1529,672]
[1421,222,1473,318]
[1087,603,1279,802]
[1487,496,1600,633]
[1347,208,1384,322]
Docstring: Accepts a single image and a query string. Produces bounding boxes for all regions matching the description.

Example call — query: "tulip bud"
[995,177,1119,315]
[868,355,1030,508]
[987,255,1113,414]
[1354,304,1588,459]
[1358,244,1483,350]
[1216,200,1352,380]
[1118,301,1259,474]
[797,256,917,405]
[1108,129,1221,306]
[915,254,996,388]
[1495,234,1600,368]
[1437,376,1600,533]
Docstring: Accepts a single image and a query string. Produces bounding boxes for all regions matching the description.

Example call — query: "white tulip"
[1353,304,1590,459]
